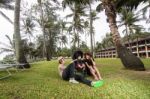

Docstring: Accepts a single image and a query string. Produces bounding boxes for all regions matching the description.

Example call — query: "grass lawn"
[0,58,150,99]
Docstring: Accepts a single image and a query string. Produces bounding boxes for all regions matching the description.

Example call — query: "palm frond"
[5,35,13,47]
[96,3,104,12]
[0,10,13,24]
[0,41,12,49]
[65,13,74,18]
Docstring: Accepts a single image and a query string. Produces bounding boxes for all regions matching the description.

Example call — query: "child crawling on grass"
[58,56,102,87]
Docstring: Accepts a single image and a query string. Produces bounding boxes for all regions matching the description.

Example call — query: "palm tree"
[71,32,80,48]
[22,16,35,42]
[37,0,47,59]
[96,0,145,70]
[89,3,94,57]
[14,0,30,68]
[95,42,102,52]
[102,33,114,48]
[0,35,15,55]
[37,0,59,60]
[118,8,143,51]
[61,35,68,48]
[59,20,68,48]
[0,0,14,24]
[134,27,144,57]
[63,1,86,48]
[61,0,146,70]
[89,10,99,57]
[83,20,89,44]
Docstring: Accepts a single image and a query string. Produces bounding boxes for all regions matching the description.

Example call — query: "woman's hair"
[58,56,64,64]
[72,50,83,60]
[84,52,92,58]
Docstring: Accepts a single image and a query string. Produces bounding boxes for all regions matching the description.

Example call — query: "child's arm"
[93,64,102,80]
[85,62,98,80]
[91,58,102,80]
[85,62,93,70]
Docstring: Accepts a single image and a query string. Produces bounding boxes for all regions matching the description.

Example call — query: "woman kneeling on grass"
[58,56,103,87]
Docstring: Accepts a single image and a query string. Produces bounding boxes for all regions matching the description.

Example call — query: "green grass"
[0,58,150,99]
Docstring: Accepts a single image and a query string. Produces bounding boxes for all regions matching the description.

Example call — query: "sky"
[0,0,149,60]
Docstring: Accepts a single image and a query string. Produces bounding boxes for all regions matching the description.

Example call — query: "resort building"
[95,36,150,58]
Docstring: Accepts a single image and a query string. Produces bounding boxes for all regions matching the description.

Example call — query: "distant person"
[84,52,103,80]
[58,56,102,87]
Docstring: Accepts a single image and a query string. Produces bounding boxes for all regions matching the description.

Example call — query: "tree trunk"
[14,0,30,68]
[61,29,63,49]
[89,4,94,57]
[46,44,51,61]
[125,25,132,51]
[73,27,77,48]
[46,29,52,61]
[77,31,80,48]
[103,0,145,71]
[38,0,47,59]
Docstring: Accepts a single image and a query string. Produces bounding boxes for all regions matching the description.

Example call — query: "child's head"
[72,50,83,60]
[58,56,65,64]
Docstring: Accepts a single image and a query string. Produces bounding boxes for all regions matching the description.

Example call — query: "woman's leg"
[93,66,102,80]
[89,67,98,80]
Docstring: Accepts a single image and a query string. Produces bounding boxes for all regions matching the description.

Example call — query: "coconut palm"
[118,8,143,51]
[96,0,146,70]
[36,0,59,60]
[62,0,146,70]
[0,35,15,55]
[102,33,114,48]
[134,27,145,57]
[83,20,89,44]
[59,20,68,48]
[139,0,150,25]
[0,0,14,24]
[14,0,30,68]
[88,10,99,56]
[63,1,86,48]
[22,16,35,42]
[95,42,102,52]
[37,0,47,58]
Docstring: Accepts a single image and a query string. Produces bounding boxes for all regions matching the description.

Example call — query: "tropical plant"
[79,41,90,52]
[36,0,60,60]
[0,35,15,55]
[0,0,14,24]
[22,16,35,42]
[61,0,146,70]
[102,33,114,48]
[96,0,145,70]
[95,42,103,52]
[88,10,99,56]
[59,20,68,48]
[14,0,30,68]
[118,8,143,51]
[63,0,86,48]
